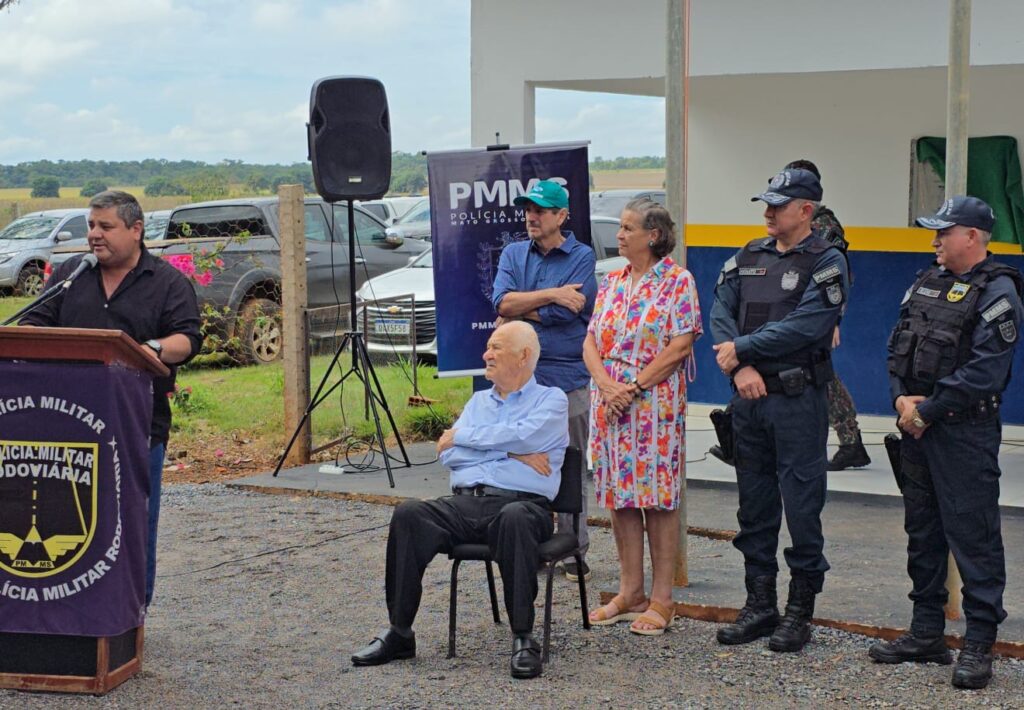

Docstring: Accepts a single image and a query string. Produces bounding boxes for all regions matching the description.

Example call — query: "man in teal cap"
[491,179,597,581]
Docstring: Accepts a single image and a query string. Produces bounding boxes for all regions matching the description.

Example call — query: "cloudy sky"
[0,0,665,165]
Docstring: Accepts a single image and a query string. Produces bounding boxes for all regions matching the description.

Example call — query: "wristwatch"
[144,339,163,359]
[629,376,646,393]
[910,408,926,428]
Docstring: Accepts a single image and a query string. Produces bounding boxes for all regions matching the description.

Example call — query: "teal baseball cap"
[513,179,569,209]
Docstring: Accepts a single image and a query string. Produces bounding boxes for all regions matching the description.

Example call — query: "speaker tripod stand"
[272,199,409,487]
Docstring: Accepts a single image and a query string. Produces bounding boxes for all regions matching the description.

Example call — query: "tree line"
[2,153,666,199]
[0,153,432,198]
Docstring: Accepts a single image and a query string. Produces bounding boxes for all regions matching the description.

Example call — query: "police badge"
[781,270,800,291]
[826,284,843,305]
[0,442,98,578]
[999,320,1017,343]
[947,282,971,302]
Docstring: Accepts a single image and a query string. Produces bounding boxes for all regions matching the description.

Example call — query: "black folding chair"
[447,445,591,661]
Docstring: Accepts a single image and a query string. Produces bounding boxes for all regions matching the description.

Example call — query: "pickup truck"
[52,196,429,365]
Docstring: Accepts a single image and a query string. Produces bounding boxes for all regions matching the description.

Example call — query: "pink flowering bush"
[163,253,214,286]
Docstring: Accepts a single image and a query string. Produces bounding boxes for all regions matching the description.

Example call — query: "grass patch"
[0,296,32,322]
[0,184,269,230]
[172,356,470,449]
[591,168,665,190]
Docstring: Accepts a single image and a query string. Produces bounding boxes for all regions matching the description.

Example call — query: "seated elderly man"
[351,321,569,679]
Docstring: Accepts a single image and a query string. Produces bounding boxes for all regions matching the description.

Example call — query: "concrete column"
[943,0,971,622]
[666,0,690,588]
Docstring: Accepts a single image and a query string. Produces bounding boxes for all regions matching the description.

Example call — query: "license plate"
[375,317,410,335]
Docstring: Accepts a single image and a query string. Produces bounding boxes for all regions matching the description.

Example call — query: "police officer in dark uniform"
[710,168,848,652]
[869,196,1023,690]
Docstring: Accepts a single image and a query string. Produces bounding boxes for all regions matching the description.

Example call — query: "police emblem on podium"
[0,442,98,579]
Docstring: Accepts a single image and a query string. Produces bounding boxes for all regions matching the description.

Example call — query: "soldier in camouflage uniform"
[787,160,870,470]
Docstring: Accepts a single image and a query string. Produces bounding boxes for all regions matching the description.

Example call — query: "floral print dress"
[589,257,702,510]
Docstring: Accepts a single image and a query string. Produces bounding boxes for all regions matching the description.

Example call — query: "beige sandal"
[629,599,675,636]
[588,594,648,626]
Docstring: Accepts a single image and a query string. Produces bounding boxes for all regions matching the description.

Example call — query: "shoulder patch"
[723,256,737,273]
[812,265,841,284]
[982,297,1012,323]
[999,320,1017,343]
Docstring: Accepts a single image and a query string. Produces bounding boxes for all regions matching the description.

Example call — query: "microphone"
[60,253,99,289]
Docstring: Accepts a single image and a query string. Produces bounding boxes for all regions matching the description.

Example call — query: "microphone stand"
[1,256,98,326]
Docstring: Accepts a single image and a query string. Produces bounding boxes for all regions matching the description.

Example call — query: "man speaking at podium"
[19,190,201,608]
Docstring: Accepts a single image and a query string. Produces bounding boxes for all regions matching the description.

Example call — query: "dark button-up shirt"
[21,247,202,444]
[491,232,597,392]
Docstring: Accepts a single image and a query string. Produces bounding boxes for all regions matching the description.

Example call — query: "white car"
[384,198,431,241]
[356,249,437,359]
[357,196,426,225]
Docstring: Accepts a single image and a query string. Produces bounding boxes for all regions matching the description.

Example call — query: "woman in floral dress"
[584,198,702,635]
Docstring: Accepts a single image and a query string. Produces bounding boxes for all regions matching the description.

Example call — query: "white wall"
[687,64,1024,227]
[471,0,1024,147]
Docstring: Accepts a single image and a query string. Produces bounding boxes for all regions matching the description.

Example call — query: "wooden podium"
[0,326,167,695]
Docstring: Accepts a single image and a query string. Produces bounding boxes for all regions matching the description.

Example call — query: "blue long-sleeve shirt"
[443,377,569,500]
[889,257,1024,421]
[709,235,848,366]
[491,232,597,392]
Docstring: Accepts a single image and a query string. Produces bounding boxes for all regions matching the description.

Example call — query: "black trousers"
[900,418,1006,645]
[385,494,553,634]
[731,386,831,592]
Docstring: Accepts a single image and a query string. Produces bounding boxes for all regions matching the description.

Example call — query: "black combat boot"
[716,576,779,645]
[868,633,952,664]
[952,642,994,689]
[828,433,871,471]
[768,576,816,652]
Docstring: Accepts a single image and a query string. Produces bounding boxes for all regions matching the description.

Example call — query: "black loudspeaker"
[307,76,391,201]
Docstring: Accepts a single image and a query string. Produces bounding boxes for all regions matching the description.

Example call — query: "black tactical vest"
[889,259,1024,395]
[736,236,837,370]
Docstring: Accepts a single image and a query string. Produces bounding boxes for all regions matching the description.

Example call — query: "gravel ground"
[3,484,1022,709]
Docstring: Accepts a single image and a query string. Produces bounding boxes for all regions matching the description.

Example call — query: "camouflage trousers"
[828,376,861,446]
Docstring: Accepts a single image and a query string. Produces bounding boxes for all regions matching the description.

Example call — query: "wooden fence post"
[278,185,311,466]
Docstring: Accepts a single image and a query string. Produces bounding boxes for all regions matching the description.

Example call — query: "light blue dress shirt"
[444,377,569,500]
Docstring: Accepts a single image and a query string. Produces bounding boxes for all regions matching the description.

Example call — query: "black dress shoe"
[952,642,993,689]
[868,633,951,665]
[510,633,542,679]
[351,629,416,666]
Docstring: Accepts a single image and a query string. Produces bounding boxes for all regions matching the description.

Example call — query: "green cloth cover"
[916,136,1024,246]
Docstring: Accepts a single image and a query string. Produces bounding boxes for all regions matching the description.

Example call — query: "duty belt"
[761,367,814,395]
[453,484,543,500]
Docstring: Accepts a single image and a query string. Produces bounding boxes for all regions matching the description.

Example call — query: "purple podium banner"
[428,142,591,375]
[0,361,151,636]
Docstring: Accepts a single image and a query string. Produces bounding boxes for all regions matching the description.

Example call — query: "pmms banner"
[428,142,591,375]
